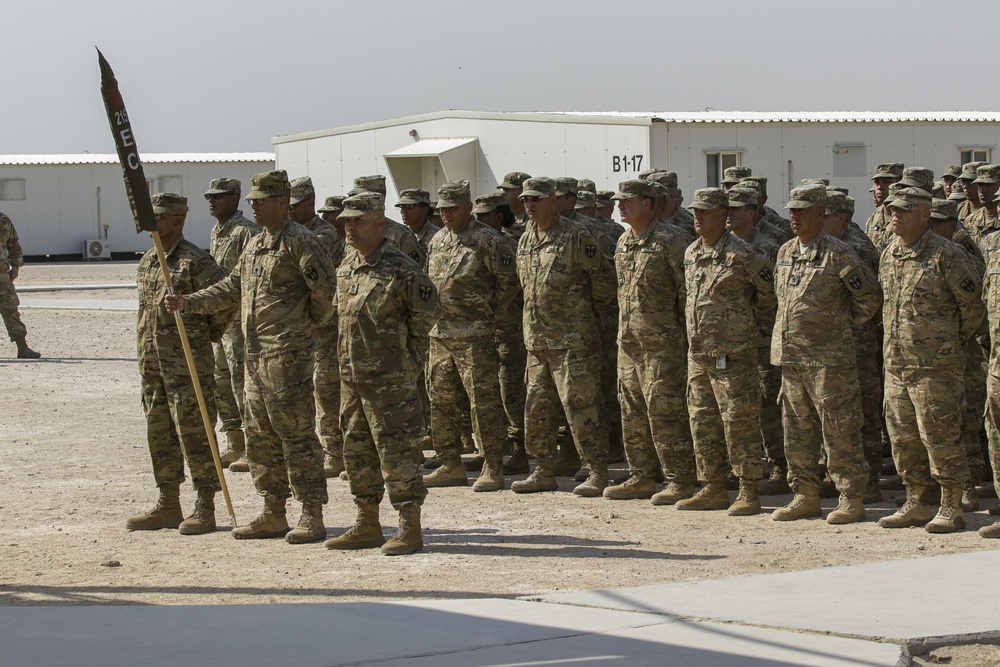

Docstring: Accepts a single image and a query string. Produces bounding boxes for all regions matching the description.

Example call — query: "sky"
[5,0,999,155]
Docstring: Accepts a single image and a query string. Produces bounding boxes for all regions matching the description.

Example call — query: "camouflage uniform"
[184,218,335,505]
[495,232,526,449]
[137,234,231,491]
[983,236,1000,505]
[0,212,27,341]
[411,220,441,268]
[964,207,1000,252]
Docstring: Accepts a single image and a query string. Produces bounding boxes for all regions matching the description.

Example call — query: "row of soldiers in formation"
[126,157,1000,557]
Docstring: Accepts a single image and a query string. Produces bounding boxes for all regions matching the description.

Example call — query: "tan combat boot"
[675,481,729,511]
[125,482,183,530]
[862,470,882,504]
[926,484,965,533]
[229,452,250,473]
[650,481,695,506]
[554,443,582,477]
[286,502,326,543]
[232,496,289,539]
[511,459,559,493]
[573,462,608,497]
[727,480,761,516]
[503,441,529,475]
[178,487,216,535]
[878,485,933,528]
[771,487,822,521]
[759,464,790,495]
[323,453,345,479]
[382,504,423,555]
[826,495,866,525]
[472,456,505,492]
[423,454,468,487]
[979,521,1000,539]
[219,431,245,468]
[13,336,40,359]
[603,474,656,500]
[325,503,385,550]
[960,479,979,512]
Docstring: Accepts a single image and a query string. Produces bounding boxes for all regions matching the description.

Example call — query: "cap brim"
[973,178,999,185]
[784,201,817,209]
[610,192,634,200]
[886,199,919,211]
[871,172,899,180]
[203,188,234,196]
[317,207,340,213]
[727,201,752,208]
[519,190,549,199]
[497,183,520,190]
[338,208,367,218]
[472,205,495,214]
[687,202,721,210]
[395,198,422,206]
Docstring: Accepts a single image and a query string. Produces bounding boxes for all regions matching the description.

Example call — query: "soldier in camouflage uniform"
[497,171,532,241]
[127,193,232,535]
[203,178,260,471]
[323,193,438,555]
[289,177,347,478]
[980,200,1000,538]
[865,162,904,252]
[957,161,987,224]
[942,165,962,198]
[166,171,336,545]
[319,195,346,236]
[962,164,1000,250]
[738,177,792,245]
[646,171,696,243]
[396,188,440,268]
[512,177,616,496]
[878,187,984,533]
[596,190,616,221]
[770,185,880,524]
[352,175,425,266]
[720,166,752,191]
[602,180,696,503]
[0,212,39,358]
[676,188,775,516]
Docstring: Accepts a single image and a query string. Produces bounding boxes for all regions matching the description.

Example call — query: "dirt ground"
[2,262,999,625]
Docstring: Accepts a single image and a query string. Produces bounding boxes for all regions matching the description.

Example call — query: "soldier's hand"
[9,268,17,282]
[163,292,184,313]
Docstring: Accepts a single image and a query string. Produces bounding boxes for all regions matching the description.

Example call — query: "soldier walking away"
[0,211,40,358]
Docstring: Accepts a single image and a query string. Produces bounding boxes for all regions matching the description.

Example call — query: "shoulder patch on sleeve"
[839,263,870,296]
[748,253,773,283]
[411,274,437,313]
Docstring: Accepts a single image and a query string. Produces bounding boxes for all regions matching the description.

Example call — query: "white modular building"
[272,110,1000,225]
[0,153,274,259]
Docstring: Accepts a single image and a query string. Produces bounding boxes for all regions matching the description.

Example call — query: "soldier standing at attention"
[770,185,881,524]
[941,165,962,198]
[497,171,532,239]
[675,188,775,515]
[957,161,987,224]
[352,175,425,266]
[602,180,696,504]
[396,188,440,268]
[0,211,40,358]
[289,177,346,478]
[878,187,984,533]
[128,193,231,535]
[318,195,346,237]
[512,177,616,496]
[203,178,260,471]
[962,164,1000,249]
[323,193,438,555]
[165,171,336,544]
[866,162,904,252]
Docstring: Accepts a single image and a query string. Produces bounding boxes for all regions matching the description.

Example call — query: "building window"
[833,144,867,177]
[960,148,991,165]
[0,178,26,200]
[706,152,741,188]
[157,175,183,195]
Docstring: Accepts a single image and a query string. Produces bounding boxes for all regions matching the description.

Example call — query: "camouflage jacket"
[684,230,776,359]
[981,236,1000,376]
[865,204,893,252]
[517,214,615,351]
[411,219,441,269]
[737,226,780,348]
[616,220,687,356]
[209,211,259,275]
[843,223,881,276]
[384,216,424,267]
[756,216,792,245]
[772,232,881,367]
[427,218,518,339]
[568,210,617,262]
[0,212,23,269]
[763,206,793,237]
[882,230,985,370]
[137,236,231,376]
[300,215,345,268]
[184,219,336,359]
[954,224,986,270]
[662,209,696,245]
[493,232,524,341]
[336,241,438,385]
[962,207,1000,252]
[504,210,529,243]
[957,199,978,224]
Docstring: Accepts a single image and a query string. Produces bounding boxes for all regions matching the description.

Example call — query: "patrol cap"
[943,165,962,179]
[346,186,365,197]
[871,162,904,180]
[959,161,987,182]
[338,191,385,218]
[740,176,767,196]
[353,175,387,195]
[553,177,579,196]
[575,190,597,209]
[844,196,856,214]
[829,186,849,195]
[646,171,679,189]
[932,181,945,198]
[578,178,597,194]
[637,168,663,181]
[824,190,849,214]
[801,178,830,186]
[785,184,827,209]
[948,188,968,202]
[596,190,615,207]
[687,187,729,210]
[727,187,759,208]
[203,177,241,197]
[151,192,188,215]
[930,198,958,220]
[721,166,752,185]
[898,167,934,192]
[972,164,1000,185]
[289,176,315,205]
[648,182,670,200]
[436,180,471,207]
[886,186,932,211]
[610,179,657,200]
[245,170,291,200]
[472,192,507,214]
[519,177,556,198]
[396,188,431,206]
[497,171,531,189]
[317,195,346,213]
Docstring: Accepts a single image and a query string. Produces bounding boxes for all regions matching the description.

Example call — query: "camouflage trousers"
[141,370,220,492]
[781,363,867,496]
[313,323,343,461]
[687,352,762,482]
[599,308,622,449]
[855,325,883,477]
[213,321,246,432]
[757,345,784,466]
[963,340,987,482]
[0,268,26,341]
[618,347,695,483]
[342,379,427,509]
[884,365,968,488]
[428,336,506,460]
[244,348,327,504]
[983,373,1000,491]
[497,332,526,447]
[524,347,606,465]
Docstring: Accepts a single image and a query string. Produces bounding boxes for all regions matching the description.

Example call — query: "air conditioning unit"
[83,239,112,260]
